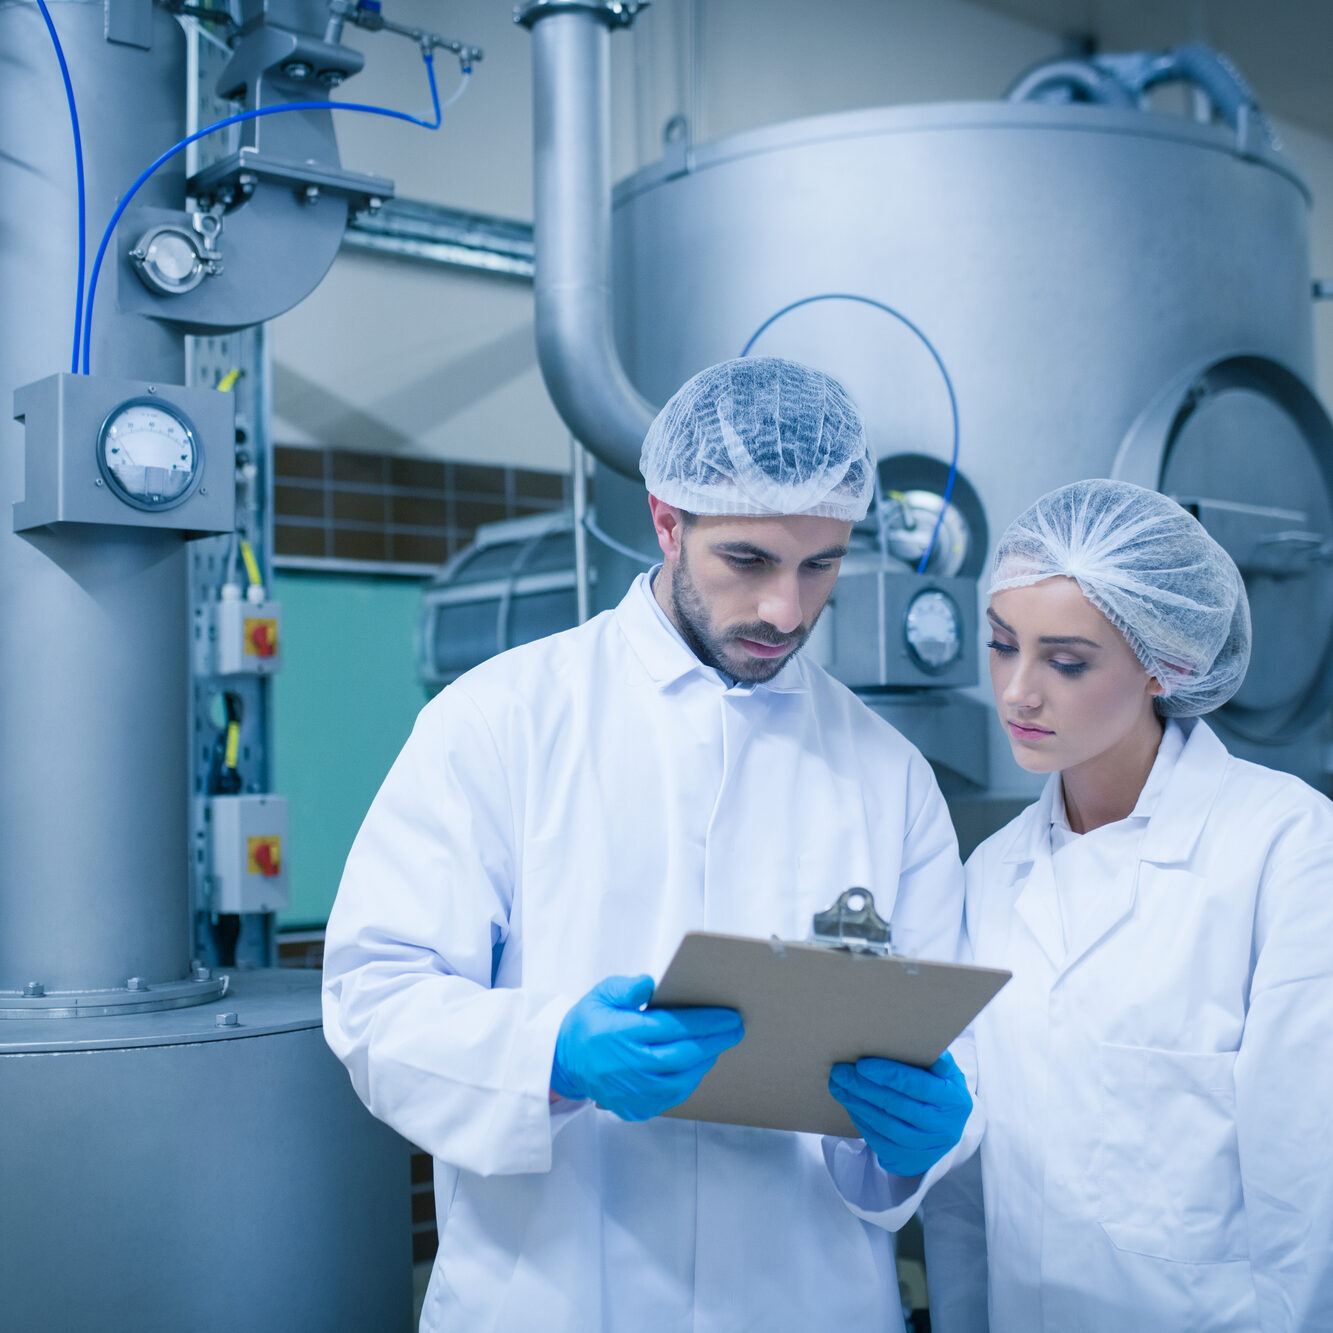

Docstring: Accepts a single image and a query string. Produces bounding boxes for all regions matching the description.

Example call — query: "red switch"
[245,618,277,658]
[249,837,281,877]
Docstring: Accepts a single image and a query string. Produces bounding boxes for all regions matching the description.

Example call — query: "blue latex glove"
[828,1051,972,1177]
[551,974,745,1122]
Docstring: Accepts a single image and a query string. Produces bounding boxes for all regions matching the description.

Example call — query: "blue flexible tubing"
[740,293,960,575]
[35,0,87,375]
[81,50,468,375]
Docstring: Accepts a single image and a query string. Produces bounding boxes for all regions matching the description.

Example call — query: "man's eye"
[725,556,762,569]
[804,561,834,574]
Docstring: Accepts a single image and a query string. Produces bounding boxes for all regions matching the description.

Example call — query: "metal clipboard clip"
[809,887,893,957]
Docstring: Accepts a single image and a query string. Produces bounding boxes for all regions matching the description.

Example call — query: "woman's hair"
[989,479,1251,717]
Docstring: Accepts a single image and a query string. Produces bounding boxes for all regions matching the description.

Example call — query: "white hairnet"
[639,357,874,521]
[989,479,1251,717]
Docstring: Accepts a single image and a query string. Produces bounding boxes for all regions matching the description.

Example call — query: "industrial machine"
[0,1,480,1327]
[464,2,1333,847]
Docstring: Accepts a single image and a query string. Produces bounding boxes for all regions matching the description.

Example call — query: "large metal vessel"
[1,3,410,1325]
[606,99,1333,801]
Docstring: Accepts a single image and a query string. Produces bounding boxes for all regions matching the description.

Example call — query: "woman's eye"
[986,639,1016,655]
[1050,659,1088,676]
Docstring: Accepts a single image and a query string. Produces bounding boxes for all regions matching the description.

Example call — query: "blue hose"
[80,49,468,375]
[35,0,87,375]
[740,293,960,575]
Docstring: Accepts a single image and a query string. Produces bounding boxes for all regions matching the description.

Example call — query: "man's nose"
[756,576,804,635]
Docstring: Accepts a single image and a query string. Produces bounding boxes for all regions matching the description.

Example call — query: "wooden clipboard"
[649,931,1011,1137]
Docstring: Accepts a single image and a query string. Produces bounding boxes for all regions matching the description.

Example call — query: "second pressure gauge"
[97,397,203,511]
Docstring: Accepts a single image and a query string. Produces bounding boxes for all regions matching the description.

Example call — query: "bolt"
[147,385,157,394]
[282,60,312,81]
[24,981,45,997]
[215,1011,239,1028]
[192,963,211,981]
[318,69,345,89]
[303,185,321,206]
[366,196,384,213]
[126,976,147,992]
[237,173,257,195]
[95,478,104,487]
[200,486,208,495]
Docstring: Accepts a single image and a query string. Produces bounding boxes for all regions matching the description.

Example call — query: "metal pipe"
[570,435,590,623]
[520,4,657,478]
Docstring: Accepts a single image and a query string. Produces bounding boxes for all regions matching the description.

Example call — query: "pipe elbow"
[533,290,655,477]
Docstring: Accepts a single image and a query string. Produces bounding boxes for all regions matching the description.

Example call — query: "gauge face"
[904,589,963,672]
[97,398,202,510]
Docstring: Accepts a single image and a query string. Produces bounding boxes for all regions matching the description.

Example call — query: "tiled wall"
[274,445,571,571]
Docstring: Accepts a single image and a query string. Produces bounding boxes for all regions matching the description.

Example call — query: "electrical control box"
[209,794,288,914]
[211,594,282,675]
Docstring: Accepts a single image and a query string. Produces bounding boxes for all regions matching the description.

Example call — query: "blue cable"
[81,49,468,375]
[740,293,960,576]
[35,0,87,375]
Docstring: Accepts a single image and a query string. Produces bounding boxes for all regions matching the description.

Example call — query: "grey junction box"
[13,371,235,536]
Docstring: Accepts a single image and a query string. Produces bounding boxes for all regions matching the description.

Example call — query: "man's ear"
[648,495,687,561]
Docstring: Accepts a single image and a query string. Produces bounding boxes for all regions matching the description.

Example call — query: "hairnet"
[989,479,1251,717]
[639,357,874,521]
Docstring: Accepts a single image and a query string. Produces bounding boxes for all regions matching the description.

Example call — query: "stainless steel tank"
[1,6,409,1324]
[608,100,1333,801]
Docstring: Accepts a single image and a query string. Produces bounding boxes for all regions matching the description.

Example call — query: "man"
[323,357,978,1332]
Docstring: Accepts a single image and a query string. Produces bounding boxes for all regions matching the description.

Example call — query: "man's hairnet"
[639,357,874,521]
[989,479,1251,717]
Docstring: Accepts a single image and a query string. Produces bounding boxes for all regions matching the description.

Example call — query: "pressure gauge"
[96,397,203,511]
[904,589,963,673]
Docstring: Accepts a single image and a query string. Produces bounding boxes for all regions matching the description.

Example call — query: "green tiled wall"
[273,570,428,928]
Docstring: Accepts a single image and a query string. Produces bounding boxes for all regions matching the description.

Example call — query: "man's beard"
[670,541,814,684]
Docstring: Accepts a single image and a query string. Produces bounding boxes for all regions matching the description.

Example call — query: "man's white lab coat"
[924,718,1333,1332]
[323,573,977,1333]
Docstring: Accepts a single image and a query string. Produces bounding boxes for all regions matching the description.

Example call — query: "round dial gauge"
[97,398,202,510]
[904,589,963,673]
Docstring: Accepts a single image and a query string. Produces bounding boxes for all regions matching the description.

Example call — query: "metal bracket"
[105,0,153,50]
[810,888,893,956]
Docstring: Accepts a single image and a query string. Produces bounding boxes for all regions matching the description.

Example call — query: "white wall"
[268,0,1333,469]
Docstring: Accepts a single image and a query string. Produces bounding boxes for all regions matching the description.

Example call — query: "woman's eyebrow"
[986,609,1100,649]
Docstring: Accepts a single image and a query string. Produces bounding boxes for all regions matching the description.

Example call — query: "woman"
[925,479,1333,1332]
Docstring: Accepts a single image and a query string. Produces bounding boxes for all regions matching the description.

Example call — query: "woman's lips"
[1007,720,1054,741]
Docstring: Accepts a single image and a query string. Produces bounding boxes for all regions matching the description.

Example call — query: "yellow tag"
[247,835,282,877]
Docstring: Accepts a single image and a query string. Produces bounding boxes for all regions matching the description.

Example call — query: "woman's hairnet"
[639,357,874,521]
[989,479,1251,717]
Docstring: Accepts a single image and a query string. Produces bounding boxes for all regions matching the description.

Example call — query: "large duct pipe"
[519,1,657,478]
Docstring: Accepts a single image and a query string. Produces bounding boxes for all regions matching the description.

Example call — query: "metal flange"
[514,0,651,29]
[0,971,229,1020]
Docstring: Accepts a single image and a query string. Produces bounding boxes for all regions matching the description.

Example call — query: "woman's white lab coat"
[322,574,978,1333]
[924,718,1333,1332]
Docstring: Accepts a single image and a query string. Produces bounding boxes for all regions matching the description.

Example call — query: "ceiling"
[968,0,1333,139]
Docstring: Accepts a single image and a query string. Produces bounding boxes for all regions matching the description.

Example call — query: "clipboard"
[648,894,1010,1137]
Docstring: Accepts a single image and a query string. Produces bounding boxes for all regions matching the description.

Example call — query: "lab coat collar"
[1137,718,1228,864]
[614,571,808,695]
[999,717,1227,868]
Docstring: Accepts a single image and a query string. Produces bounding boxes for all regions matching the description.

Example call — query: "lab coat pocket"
[1093,1043,1246,1263]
